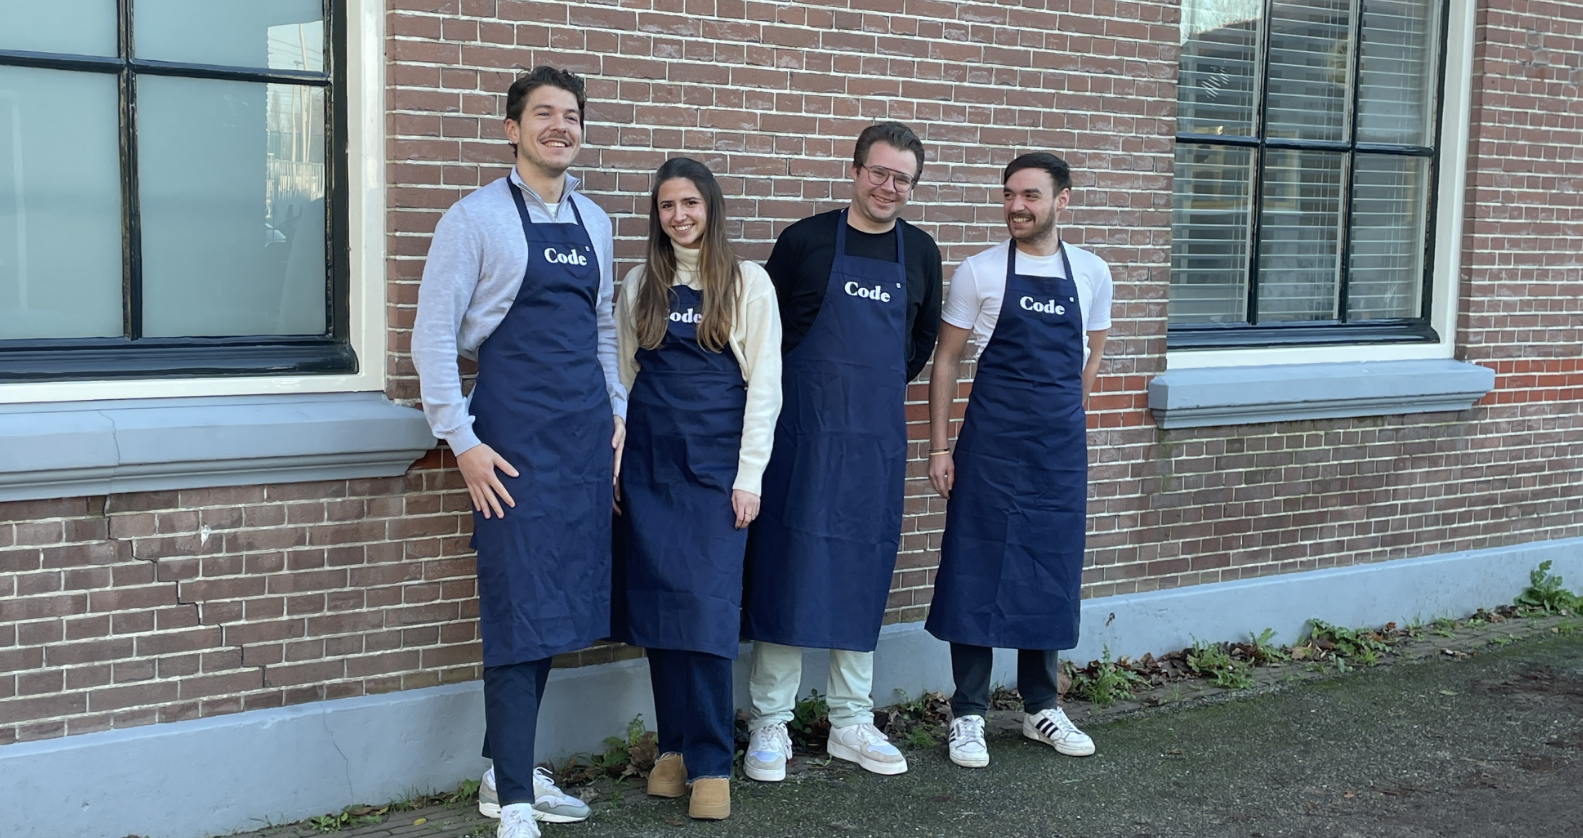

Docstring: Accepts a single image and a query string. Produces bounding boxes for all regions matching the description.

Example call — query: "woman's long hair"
[633,157,741,353]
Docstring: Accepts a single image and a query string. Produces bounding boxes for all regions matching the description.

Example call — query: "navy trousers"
[949,643,1061,718]
[647,648,734,780]
[481,657,554,806]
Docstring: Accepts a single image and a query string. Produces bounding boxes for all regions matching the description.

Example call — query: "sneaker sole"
[949,750,990,768]
[478,800,500,819]
[1022,726,1096,757]
[826,739,908,775]
[534,809,590,824]
[742,761,786,782]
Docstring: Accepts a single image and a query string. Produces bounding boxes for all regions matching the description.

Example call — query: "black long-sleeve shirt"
[763,210,942,382]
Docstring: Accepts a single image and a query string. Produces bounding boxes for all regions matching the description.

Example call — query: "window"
[0,0,351,381]
[1169,0,1448,348]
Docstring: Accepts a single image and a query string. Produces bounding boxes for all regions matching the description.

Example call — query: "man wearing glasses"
[742,122,942,781]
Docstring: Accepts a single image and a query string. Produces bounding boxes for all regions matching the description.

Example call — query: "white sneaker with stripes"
[947,714,989,768]
[1021,707,1095,756]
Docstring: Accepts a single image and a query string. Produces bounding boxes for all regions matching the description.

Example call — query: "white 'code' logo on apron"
[669,308,701,324]
[1020,296,1065,316]
[543,247,588,266]
[844,281,892,302]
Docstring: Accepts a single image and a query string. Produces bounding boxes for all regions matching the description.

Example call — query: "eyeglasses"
[858,164,917,192]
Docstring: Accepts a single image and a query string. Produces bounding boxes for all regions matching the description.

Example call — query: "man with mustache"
[925,152,1111,769]
[742,122,942,782]
[412,66,620,838]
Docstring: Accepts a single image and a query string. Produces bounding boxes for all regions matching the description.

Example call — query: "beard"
[1009,210,1057,246]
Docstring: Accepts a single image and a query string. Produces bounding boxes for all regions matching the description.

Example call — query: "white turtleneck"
[616,242,783,496]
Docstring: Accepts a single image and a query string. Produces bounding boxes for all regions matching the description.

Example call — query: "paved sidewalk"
[232,623,1582,838]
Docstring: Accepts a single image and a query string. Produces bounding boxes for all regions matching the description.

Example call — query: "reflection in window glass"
[1176,0,1263,137]
[1349,155,1429,320]
[1257,149,1345,322]
[1169,144,1254,325]
[1358,0,1440,145]
[0,66,123,340]
[138,76,326,338]
[1264,0,1353,143]
[135,1,324,71]
[0,0,118,57]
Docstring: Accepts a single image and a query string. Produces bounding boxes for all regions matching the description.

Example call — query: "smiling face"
[503,84,583,178]
[849,141,918,230]
[1002,167,1070,248]
[656,177,708,249]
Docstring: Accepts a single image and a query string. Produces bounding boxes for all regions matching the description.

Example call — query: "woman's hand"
[732,490,760,529]
[612,415,626,511]
[928,451,954,500]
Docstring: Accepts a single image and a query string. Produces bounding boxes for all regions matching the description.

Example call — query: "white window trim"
[1167,0,1476,372]
[0,0,388,403]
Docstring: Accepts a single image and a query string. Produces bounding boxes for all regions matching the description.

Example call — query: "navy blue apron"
[468,181,614,668]
[743,211,908,651]
[612,285,750,659]
[926,242,1086,650]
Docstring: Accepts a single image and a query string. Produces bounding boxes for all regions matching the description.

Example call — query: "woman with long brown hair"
[611,156,781,820]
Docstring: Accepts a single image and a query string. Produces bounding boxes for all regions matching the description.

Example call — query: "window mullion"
[1338,0,1367,325]
[118,0,142,340]
[1246,0,1277,327]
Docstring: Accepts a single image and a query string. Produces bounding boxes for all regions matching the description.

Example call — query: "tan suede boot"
[647,753,687,798]
[688,777,730,820]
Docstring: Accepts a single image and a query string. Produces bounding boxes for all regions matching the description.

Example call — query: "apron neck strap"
[509,178,586,238]
[1006,239,1072,281]
[834,209,907,273]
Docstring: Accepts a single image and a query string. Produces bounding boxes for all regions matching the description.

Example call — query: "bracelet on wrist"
[928,448,951,457]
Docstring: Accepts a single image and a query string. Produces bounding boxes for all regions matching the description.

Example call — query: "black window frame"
[0,0,353,381]
[1168,0,1452,350]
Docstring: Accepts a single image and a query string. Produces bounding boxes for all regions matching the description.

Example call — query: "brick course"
[1,0,1580,745]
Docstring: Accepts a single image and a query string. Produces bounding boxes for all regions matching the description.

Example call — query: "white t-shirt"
[941,239,1113,364]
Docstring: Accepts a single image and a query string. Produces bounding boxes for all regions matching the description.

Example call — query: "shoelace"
[752,724,792,758]
[1034,711,1076,740]
[952,717,985,743]
[853,723,892,750]
[499,806,537,838]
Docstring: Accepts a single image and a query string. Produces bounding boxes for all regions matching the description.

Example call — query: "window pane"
[1265,0,1353,143]
[135,1,324,72]
[1348,154,1429,320]
[1257,149,1345,322]
[1170,143,1255,325]
[138,76,326,338]
[1357,0,1440,145]
[0,0,117,56]
[1176,0,1264,137]
[0,67,122,340]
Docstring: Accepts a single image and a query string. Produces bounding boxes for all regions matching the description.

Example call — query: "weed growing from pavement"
[1186,638,1255,688]
[788,688,831,748]
[1515,560,1581,615]
[1069,646,1149,707]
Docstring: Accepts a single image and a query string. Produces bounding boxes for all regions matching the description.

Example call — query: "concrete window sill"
[1147,359,1496,429]
[0,393,436,502]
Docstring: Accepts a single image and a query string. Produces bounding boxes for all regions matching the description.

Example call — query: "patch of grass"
[1068,647,1147,707]
[1186,638,1254,689]
[1516,560,1581,615]
[593,714,659,781]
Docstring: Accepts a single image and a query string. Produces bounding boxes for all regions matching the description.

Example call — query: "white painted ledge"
[1148,359,1496,429]
[0,393,436,502]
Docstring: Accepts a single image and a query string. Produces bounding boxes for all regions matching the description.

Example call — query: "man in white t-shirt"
[924,152,1112,769]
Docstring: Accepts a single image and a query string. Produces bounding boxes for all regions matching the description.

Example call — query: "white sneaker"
[744,721,793,782]
[1022,707,1095,756]
[948,715,989,768]
[479,767,500,819]
[826,722,909,775]
[531,766,590,823]
[497,803,541,838]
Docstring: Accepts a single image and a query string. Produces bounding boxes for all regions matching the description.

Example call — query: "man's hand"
[928,451,954,499]
[611,415,626,510]
[457,443,518,519]
[732,490,761,529]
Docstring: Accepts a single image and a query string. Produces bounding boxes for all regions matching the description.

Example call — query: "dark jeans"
[481,657,554,806]
[648,647,735,780]
[949,643,1061,718]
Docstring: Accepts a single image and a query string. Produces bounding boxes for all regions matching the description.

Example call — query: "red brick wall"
[3,0,1581,746]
